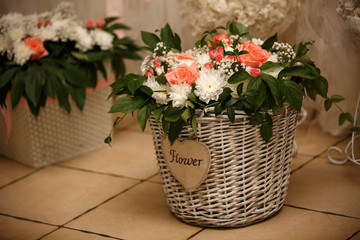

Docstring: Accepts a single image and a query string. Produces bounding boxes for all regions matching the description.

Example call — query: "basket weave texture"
[149,104,298,227]
[0,87,113,168]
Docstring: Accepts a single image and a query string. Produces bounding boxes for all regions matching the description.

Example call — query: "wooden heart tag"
[162,138,211,192]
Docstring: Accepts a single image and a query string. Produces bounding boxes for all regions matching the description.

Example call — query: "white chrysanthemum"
[168,83,192,108]
[13,41,34,66]
[0,36,11,53]
[155,66,165,76]
[34,27,58,42]
[143,77,169,105]
[74,26,93,51]
[194,69,226,104]
[91,30,114,50]
[8,27,25,41]
[196,53,211,66]
[267,53,279,63]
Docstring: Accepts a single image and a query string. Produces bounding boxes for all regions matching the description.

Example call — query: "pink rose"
[24,37,48,61]
[204,63,213,69]
[96,18,106,28]
[237,41,271,68]
[176,53,195,60]
[85,19,95,28]
[165,62,199,85]
[153,59,161,68]
[249,68,261,77]
[208,33,232,50]
[209,46,224,62]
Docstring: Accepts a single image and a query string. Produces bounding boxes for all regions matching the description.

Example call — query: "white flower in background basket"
[73,26,94,51]
[91,29,114,50]
[12,40,34,66]
[34,26,58,42]
[0,36,11,54]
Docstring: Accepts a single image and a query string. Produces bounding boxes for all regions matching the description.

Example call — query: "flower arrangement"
[0,2,140,116]
[107,22,355,144]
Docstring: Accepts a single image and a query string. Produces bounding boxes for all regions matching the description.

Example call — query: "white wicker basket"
[150,104,298,227]
[0,87,113,168]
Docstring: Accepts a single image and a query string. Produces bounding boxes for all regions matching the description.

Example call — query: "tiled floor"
[0,120,359,240]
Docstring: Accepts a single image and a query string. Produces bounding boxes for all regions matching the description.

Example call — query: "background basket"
[0,87,113,168]
[149,104,298,227]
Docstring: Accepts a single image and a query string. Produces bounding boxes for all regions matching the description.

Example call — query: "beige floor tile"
[0,214,56,240]
[0,156,35,188]
[191,206,360,240]
[147,173,162,183]
[42,228,114,240]
[294,122,345,156]
[291,154,313,172]
[0,166,138,225]
[59,130,158,180]
[67,182,201,240]
[285,156,360,218]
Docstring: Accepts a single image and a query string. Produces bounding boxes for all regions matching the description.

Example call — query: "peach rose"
[176,52,195,60]
[208,33,232,50]
[165,62,199,85]
[24,37,49,61]
[237,41,271,68]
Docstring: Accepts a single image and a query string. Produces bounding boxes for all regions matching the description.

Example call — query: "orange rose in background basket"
[237,41,271,68]
[24,37,49,61]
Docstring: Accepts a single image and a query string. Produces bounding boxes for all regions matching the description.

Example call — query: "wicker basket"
[0,87,113,168]
[149,104,298,227]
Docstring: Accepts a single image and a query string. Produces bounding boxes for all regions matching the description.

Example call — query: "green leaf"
[228,22,248,36]
[155,74,167,85]
[105,17,118,26]
[128,75,146,95]
[160,23,176,48]
[55,81,71,113]
[313,77,328,99]
[137,101,154,131]
[264,113,273,127]
[278,66,317,80]
[260,73,282,106]
[0,67,17,88]
[174,33,182,51]
[24,67,45,106]
[109,96,146,113]
[249,112,263,126]
[107,23,131,31]
[219,87,232,102]
[104,136,112,147]
[246,78,267,110]
[154,106,165,121]
[260,122,273,142]
[236,82,244,96]
[214,103,223,115]
[339,112,354,125]
[168,118,186,144]
[330,95,345,103]
[227,106,235,122]
[324,98,332,111]
[10,71,25,108]
[141,31,161,49]
[68,86,86,111]
[181,108,191,122]
[191,113,197,136]
[139,85,153,97]
[261,33,277,51]
[260,61,283,71]
[279,80,303,112]
[227,69,252,84]
[63,68,90,88]
[164,105,184,122]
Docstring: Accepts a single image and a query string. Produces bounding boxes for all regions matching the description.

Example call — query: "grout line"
[284,204,360,220]
[0,212,59,227]
[186,228,206,240]
[62,180,145,226]
[55,164,147,182]
[347,229,360,240]
[38,226,124,240]
[0,168,42,190]
[290,155,318,174]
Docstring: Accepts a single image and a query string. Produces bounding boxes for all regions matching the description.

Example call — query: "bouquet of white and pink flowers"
[0,2,140,116]
[107,22,355,143]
